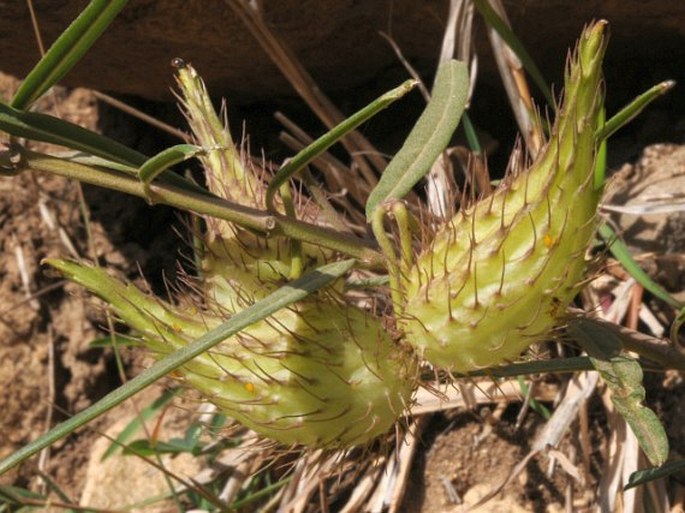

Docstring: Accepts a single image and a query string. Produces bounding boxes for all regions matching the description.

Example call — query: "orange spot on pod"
[244,382,255,393]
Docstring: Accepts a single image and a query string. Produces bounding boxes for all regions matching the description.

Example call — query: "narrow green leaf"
[89,334,140,348]
[597,81,675,143]
[670,307,685,345]
[122,439,192,457]
[0,102,145,167]
[11,0,129,109]
[593,108,607,190]
[473,0,554,107]
[101,388,181,460]
[516,376,551,419]
[569,320,669,466]
[138,144,204,186]
[626,459,685,489]
[459,356,594,378]
[0,485,45,503]
[599,223,683,309]
[265,79,417,212]
[0,104,209,195]
[0,259,355,476]
[365,60,469,219]
[461,111,483,154]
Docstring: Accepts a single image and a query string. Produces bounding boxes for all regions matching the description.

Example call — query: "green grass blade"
[0,105,210,195]
[0,102,145,167]
[265,78,417,212]
[89,333,140,348]
[473,0,554,107]
[460,356,594,377]
[101,388,181,460]
[599,223,683,309]
[365,60,469,219]
[597,81,676,143]
[461,111,483,154]
[0,259,355,476]
[11,0,129,109]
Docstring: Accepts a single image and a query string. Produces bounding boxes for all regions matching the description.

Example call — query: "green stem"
[371,206,403,310]
[14,146,384,265]
[279,182,304,279]
[392,201,414,272]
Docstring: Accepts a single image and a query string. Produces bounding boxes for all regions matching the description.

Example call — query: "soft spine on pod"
[48,61,416,448]
[398,22,608,372]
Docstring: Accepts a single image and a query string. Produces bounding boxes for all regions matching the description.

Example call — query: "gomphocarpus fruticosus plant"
[47,61,418,449]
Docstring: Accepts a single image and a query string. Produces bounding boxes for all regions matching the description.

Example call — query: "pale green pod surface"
[48,259,416,448]
[399,22,608,372]
[201,232,332,311]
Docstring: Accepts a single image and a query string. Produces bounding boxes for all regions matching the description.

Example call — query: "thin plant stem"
[10,146,385,266]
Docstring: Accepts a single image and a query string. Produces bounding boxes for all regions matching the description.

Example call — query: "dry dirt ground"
[1,67,685,512]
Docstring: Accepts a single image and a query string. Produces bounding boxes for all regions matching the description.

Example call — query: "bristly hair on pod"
[397,21,609,373]
[47,61,419,449]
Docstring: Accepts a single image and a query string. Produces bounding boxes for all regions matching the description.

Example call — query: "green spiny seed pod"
[174,60,327,303]
[48,259,416,448]
[398,22,608,372]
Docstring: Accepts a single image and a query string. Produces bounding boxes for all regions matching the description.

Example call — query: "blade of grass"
[0,101,144,167]
[101,388,181,460]
[0,103,210,195]
[365,59,469,218]
[599,223,683,309]
[0,259,355,476]
[138,144,203,187]
[11,0,129,109]
[473,0,554,107]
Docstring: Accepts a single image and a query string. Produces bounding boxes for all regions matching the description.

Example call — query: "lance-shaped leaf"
[365,59,468,219]
[626,459,685,490]
[569,318,669,466]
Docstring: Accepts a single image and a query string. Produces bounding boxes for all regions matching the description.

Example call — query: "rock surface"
[1,1,683,102]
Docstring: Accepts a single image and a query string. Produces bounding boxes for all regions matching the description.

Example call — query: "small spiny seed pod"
[175,62,328,303]
[398,22,608,372]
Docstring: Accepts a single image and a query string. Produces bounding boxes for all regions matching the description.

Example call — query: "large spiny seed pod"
[48,260,416,447]
[398,22,608,372]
